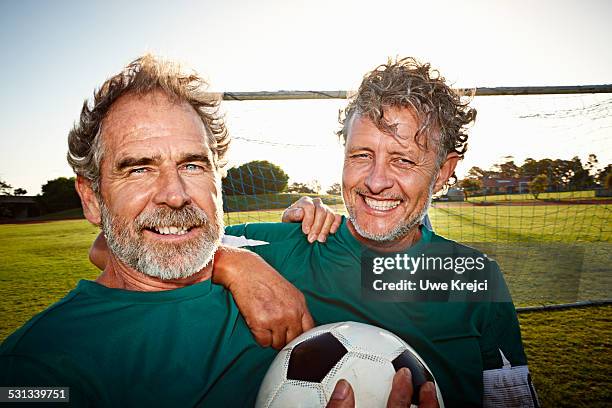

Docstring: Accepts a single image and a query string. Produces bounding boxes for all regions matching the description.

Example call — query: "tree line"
[459,154,611,199]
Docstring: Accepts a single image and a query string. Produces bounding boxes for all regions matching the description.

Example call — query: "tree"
[596,164,612,186]
[493,158,520,179]
[326,183,342,196]
[222,160,289,196]
[528,174,548,199]
[288,180,321,194]
[458,178,482,201]
[38,177,81,213]
[568,156,594,189]
[0,179,13,195]
[466,166,491,179]
[606,173,612,190]
[13,188,27,196]
[288,182,316,194]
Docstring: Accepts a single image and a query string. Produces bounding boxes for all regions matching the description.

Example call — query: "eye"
[350,153,370,159]
[183,163,204,172]
[130,167,148,175]
[396,157,416,166]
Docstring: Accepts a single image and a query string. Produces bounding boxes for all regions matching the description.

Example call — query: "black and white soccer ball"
[255,321,444,408]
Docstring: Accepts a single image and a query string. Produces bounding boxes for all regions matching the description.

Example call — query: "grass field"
[1,202,610,406]
[466,189,605,202]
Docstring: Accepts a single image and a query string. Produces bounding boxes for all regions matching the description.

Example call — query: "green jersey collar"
[76,277,213,303]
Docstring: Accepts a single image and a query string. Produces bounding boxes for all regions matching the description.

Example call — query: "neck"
[96,255,213,291]
[347,220,422,253]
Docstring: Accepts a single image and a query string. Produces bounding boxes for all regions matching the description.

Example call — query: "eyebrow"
[114,152,212,172]
[177,153,212,167]
[115,155,162,171]
[346,145,374,152]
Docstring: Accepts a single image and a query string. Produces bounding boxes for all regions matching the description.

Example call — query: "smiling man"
[227,58,539,407]
[0,55,317,407]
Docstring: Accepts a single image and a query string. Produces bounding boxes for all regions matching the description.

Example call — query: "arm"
[481,298,540,407]
[212,245,314,350]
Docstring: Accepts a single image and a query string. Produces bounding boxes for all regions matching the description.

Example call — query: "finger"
[317,212,337,243]
[308,199,327,243]
[271,328,287,350]
[301,310,315,331]
[251,329,273,348]
[300,202,315,235]
[282,207,304,223]
[286,324,302,345]
[326,379,355,408]
[330,214,342,234]
[417,382,438,408]
[286,311,306,344]
[387,368,413,408]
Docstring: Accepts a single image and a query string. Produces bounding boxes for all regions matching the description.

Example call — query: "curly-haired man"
[229,58,539,407]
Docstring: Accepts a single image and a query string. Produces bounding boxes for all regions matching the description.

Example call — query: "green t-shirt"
[0,279,275,407]
[225,218,529,408]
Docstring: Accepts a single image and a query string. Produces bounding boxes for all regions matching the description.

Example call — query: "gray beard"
[347,180,434,242]
[99,202,224,280]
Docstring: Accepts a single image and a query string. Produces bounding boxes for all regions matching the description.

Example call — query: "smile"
[363,196,401,211]
[148,226,192,236]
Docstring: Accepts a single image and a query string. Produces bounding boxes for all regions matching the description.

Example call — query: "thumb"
[282,207,304,223]
[326,380,355,408]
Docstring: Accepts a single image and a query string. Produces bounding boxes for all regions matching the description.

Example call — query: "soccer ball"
[255,321,444,408]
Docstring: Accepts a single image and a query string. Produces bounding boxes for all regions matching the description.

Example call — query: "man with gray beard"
[0,55,316,407]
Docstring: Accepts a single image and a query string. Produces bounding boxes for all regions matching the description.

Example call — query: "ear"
[433,152,460,193]
[75,176,102,226]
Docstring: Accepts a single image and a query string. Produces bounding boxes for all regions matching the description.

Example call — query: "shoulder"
[225,222,304,244]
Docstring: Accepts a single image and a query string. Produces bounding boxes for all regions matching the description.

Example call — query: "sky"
[0,0,611,194]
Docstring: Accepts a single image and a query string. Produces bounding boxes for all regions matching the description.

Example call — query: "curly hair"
[338,57,476,184]
[67,54,230,192]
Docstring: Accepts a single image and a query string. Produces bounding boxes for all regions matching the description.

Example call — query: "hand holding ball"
[256,322,444,407]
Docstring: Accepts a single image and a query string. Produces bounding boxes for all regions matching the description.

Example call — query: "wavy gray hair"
[338,57,476,185]
[67,54,230,192]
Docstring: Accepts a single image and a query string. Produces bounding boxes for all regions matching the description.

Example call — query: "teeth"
[364,197,401,211]
[153,226,189,235]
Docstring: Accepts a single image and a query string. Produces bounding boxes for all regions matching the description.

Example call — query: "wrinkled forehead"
[100,91,213,161]
[346,107,438,153]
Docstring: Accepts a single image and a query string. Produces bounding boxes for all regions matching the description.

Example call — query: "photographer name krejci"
[373,279,488,293]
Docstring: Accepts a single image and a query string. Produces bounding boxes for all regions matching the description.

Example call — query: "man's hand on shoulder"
[213,245,314,350]
[326,368,439,408]
[282,196,342,243]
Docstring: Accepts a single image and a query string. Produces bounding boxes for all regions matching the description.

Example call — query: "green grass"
[468,189,606,202]
[519,305,612,408]
[1,205,610,406]
[0,220,100,340]
[429,203,611,243]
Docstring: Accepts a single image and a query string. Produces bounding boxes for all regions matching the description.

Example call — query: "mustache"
[353,187,404,201]
[134,205,209,231]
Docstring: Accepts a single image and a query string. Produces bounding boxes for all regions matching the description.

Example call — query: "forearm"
[212,244,263,289]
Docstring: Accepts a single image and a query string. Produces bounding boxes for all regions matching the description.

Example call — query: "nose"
[364,159,394,194]
[152,169,192,209]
